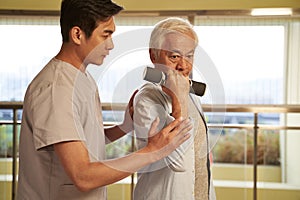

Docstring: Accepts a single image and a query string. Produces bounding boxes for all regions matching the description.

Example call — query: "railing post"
[130,132,135,200]
[12,108,18,200]
[253,113,258,200]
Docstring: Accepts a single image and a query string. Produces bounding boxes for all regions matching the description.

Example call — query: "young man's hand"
[144,117,192,161]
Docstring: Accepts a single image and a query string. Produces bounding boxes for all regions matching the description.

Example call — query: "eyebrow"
[103,29,114,35]
[169,49,195,55]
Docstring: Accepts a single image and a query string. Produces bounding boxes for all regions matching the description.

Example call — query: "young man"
[17,1,192,199]
[133,17,216,200]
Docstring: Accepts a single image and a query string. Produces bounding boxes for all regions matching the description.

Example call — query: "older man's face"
[153,32,196,77]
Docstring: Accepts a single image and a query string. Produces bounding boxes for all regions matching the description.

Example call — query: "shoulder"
[135,83,169,104]
[28,58,77,91]
[25,59,81,105]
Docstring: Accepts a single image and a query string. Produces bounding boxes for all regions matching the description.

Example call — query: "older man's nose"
[176,57,189,71]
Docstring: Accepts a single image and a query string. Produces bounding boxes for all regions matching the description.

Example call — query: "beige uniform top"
[17,58,106,200]
[133,83,215,200]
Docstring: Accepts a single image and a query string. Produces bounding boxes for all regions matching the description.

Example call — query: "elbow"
[71,175,101,192]
[73,178,93,192]
[67,164,108,192]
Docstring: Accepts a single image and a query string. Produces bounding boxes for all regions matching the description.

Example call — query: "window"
[194,25,284,105]
[0,17,61,101]
[1,14,300,200]
[0,17,285,105]
[192,19,285,167]
[0,16,287,164]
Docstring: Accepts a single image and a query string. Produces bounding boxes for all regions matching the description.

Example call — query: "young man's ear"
[70,26,83,45]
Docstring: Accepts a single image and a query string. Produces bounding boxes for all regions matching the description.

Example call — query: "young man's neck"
[55,44,87,73]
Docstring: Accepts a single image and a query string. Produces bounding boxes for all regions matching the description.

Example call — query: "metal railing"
[1,102,300,200]
[201,104,300,200]
[0,102,22,200]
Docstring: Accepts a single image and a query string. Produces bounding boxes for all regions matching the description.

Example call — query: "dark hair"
[60,0,123,42]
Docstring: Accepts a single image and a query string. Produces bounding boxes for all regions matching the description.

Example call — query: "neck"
[55,43,87,73]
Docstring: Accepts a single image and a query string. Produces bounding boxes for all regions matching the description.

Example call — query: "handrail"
[101,103,300,113]
[0,101,23,109]
[1,102,300,200]
[203,104,300,113]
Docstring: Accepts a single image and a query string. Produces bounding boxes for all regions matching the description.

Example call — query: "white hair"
[149,17,198,59]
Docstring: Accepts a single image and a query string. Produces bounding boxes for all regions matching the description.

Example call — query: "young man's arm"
[104,90,138,143]
[54,117,192,192]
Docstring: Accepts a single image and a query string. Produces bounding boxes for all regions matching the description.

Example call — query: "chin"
[92,59,104,66]
[97,61,104,66]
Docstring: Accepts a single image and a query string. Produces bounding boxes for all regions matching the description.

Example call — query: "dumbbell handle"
[143,66,206,97]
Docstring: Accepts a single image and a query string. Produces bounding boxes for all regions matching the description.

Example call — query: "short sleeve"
[133,84,189,172]
[31,80,84,150]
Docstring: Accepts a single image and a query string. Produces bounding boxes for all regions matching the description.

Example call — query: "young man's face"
[82,17,116,66]
[152,32,196,77]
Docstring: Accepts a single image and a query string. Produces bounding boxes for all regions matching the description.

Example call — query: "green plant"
[0,125,12,157]
[0,125,20,158]
[106,134,135,159]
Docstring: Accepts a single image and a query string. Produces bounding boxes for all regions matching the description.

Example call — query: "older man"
[133,17,215,200]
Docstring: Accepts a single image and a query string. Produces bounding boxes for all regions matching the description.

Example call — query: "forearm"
[102,146,157,176]
[176,94,189,118]
[57,144,157,192]
[104,125,127,143]
[104,89,136,143]
[162,86,189,119]
[69,159,131,191]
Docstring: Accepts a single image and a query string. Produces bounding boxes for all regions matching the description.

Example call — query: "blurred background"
[0,0,300,199]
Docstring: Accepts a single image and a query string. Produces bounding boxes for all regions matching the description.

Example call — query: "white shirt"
[133,83,215,200]
[17,58,106,200]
